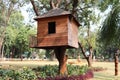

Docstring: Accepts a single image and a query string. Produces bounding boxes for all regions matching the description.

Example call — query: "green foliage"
[0,65,89,79]
[8,11,24,28]
[28,0,100,27]
[33,65,88,78]
[99,2,120,47]
[67,49,78,58]
[97,0,120,58]
[0,0,27,27]
[4,25,36,57]
[3,10,36,57]
[45,49,52,59]
[0,0,31,58]
[0,27,5,38]
[0,67,37,80]
[33,65,58,78]
[4,26,16,55]
[19,67,37,80]
[67,65,88,75]
[98,0,119,12]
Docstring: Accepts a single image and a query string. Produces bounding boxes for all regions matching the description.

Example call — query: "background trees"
[3,11,36,59]
[0,0,36,59]
[98,0,120,76]
[97,0,120,60]
[99,0,120,46]
[1,0,119,66]
[0,0,29,59]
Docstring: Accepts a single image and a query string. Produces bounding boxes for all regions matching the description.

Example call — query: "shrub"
[33,65,58,78]
[19,67,37,80]
[67,65,88,75]
[33,65,91,79]
[0,67,37,80]
[0,65,93,80]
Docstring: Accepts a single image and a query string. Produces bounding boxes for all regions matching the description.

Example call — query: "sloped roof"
[34,8,71,19]
[34,8,80,26]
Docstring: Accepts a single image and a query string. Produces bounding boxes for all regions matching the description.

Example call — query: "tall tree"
[99,0,120,76]
[0,0,28,59]
[15,26,35,60]
[3,10,36,59]
[29,0,99,74]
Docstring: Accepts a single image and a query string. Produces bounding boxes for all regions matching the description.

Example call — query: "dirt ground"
[0,59,87,66]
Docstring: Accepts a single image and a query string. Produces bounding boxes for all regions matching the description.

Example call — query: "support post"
[54,47,68,75]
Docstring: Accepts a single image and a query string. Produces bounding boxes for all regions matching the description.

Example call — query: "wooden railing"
[29,34,37,48]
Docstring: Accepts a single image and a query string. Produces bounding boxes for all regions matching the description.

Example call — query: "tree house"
[30,8,80,75]
[30,8,80,49]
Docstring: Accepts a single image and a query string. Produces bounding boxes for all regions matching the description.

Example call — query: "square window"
[48,22,56,34]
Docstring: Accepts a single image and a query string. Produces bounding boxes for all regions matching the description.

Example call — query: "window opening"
[48,22,56,34]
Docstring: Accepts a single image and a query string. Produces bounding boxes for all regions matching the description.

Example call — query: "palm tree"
[100,4,120,45]
[100,3,120,76]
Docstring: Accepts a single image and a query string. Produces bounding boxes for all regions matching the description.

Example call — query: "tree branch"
[50,0,61,9]
[30,0,39,16]
[7,2,14,25]
[71,0,79,16]
[50,0,56,9]
[78,42,87,59]
[64,0,71,10]
[76,5,92,14]
[56,0,61,8]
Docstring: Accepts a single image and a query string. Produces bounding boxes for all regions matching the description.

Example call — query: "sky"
[88,5,112,32]
[20,6,29,23]
[20,3,36,25]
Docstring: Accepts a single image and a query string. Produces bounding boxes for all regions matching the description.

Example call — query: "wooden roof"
[34,8,80,26]
[34,8,70,19]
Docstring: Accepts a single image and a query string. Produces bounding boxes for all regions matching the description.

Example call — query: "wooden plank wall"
[37,15,69,47]
[68,17,79,48]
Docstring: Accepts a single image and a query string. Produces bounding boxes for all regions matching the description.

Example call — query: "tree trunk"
[20,54,23,61]
[20,47,23,61]
[78,42,92,67]
[1,44,4,60]
[0,43,2,58]
[114,53,119,76]
[0,39,2,56]
[54,47,68,75]
[0,40,4,59]
[88,46,93,67]
[86,57,92,67]
[11,47,15,58]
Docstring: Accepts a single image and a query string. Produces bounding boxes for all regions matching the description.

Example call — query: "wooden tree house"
[30,8,80,75]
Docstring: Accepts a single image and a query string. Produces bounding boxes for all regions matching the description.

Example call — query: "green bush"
[33,65,88,78]
[67,65,88,75]
[0,65,89,79]
[0,69,16,80]
[0,67,37,80]
[19,67,37,80]
[33,65,58,78]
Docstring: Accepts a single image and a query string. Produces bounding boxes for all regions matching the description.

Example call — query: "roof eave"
[34,13,71,21]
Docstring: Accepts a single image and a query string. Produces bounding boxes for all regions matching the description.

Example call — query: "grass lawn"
[92,62,120,80]
[0,59,120,80]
